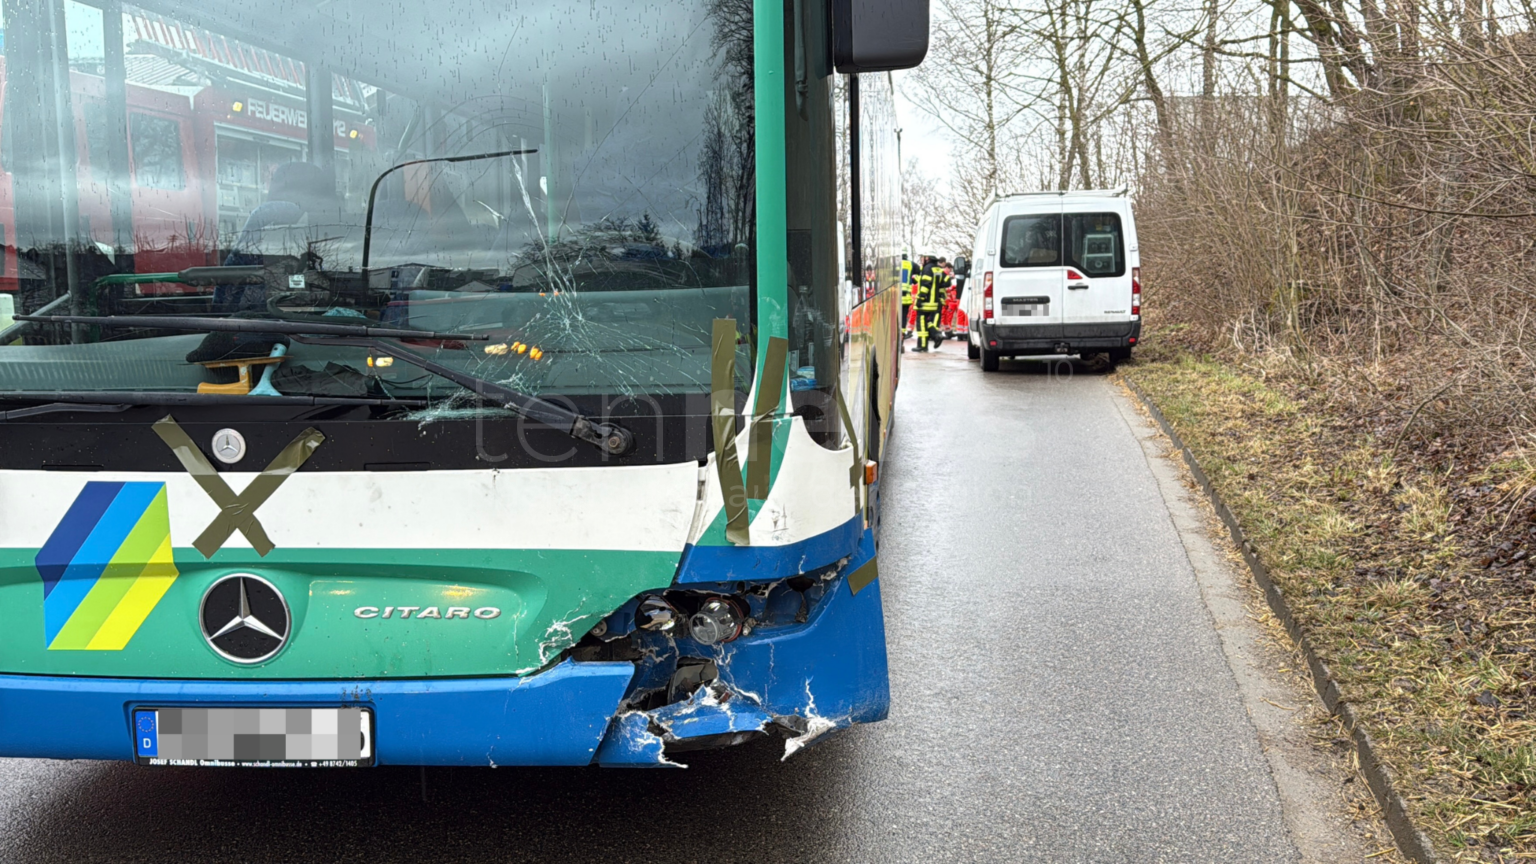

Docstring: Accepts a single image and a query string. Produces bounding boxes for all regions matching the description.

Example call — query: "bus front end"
[0,0,914,767]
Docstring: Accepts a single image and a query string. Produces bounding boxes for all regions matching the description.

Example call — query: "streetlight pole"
[895,128,905,254]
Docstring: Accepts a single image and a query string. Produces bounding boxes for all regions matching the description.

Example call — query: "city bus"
[0,0,924,767]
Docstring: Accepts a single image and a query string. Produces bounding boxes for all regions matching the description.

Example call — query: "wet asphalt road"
[0,342,1298,863]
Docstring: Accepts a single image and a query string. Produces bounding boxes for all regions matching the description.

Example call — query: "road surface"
[0,342,1378,862]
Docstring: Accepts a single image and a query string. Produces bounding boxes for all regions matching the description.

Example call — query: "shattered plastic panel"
[594,528,889,766]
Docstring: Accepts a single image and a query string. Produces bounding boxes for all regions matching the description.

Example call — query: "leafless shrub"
[1134,14,1536,449]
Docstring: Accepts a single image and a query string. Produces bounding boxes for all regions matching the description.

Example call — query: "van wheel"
[980,343,1000,372]
[966,337,979,360]
[1108,347,1132,362]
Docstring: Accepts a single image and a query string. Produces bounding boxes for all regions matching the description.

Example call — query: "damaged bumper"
[594,534,890,766]
[0,660,635,765]
[0,544,889,767]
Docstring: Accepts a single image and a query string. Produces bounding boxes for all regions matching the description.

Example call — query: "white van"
[956,190,1141,371]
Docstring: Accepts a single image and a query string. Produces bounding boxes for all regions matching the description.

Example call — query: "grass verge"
[1119,342,1536,863]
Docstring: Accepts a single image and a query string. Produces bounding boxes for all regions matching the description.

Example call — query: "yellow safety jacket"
[932,267,951,301]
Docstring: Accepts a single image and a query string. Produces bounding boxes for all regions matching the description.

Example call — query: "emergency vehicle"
[0,7,377,292]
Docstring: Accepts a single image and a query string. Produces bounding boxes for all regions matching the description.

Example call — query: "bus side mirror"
[953,255,970,277]
[832,0,930,73]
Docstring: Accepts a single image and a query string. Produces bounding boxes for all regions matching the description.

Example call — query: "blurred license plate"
[1004,301,1047,317]
[133,707,373,767]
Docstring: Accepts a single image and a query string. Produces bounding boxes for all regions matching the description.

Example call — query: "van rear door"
[1061,208,1132,330]
[993,204,1063,330]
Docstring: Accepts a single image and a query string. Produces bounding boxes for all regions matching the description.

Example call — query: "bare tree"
[906,0,1040,198]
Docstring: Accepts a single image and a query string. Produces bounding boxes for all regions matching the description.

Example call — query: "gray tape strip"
[847,555,878,595]
[154,416,324,558]
[745,336,788,501]
[834,385,863,515]
[710,320,751,547]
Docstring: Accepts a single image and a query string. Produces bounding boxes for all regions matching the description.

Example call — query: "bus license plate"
[133,707,374,767]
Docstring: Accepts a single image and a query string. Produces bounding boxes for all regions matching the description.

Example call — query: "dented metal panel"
[596,529,889,766]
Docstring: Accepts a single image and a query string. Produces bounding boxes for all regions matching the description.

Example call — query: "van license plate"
[1002,297,1049,317]
[133,707,374,767]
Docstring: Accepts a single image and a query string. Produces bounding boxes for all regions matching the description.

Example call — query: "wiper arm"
[2,402,132,421]
[0,390,426,420]
[17,314,488,342]
[291,335,635,456]
[362,148,538,270]
[16,315,489,342]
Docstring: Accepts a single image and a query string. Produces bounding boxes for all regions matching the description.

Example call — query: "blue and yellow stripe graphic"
[35,482,179,650]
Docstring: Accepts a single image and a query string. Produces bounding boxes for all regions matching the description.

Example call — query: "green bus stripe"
[754,0,788,346]
[752,0,790,505]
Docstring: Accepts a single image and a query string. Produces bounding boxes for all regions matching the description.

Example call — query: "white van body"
[962,191,1141,370]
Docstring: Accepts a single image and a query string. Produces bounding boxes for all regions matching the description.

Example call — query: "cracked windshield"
[0,0,757,407]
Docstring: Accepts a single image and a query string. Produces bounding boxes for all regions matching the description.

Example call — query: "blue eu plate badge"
[135,711,158,758]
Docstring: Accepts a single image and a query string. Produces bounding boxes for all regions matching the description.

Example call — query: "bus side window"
[784,0,841,448]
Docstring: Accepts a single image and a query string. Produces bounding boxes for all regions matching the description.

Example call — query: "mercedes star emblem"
[200,574,291,664]
[211,428,247,465]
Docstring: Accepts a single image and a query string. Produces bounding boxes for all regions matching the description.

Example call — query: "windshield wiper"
[17,314,488,342]
[291,335,635,456]
[362,148,538,270]
[1,402,132,421]
[0,391,426,421]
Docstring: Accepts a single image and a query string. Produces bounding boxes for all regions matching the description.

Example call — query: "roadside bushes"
[1136,37,1536,452]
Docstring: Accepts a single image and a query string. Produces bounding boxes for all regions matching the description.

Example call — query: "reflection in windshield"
[0,0,757,406]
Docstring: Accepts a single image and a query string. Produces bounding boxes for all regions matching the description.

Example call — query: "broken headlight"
[635,596,683,634]
[688,596,746,645]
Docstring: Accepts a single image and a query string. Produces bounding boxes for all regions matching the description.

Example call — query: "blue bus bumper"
[597,538,890,766]
[0,558,889,767]
[0,660,636,766]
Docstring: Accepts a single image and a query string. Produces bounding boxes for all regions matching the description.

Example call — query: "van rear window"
[1065,213,1125,277]
[1000,215,1061,268]
[1000,211,1126,277]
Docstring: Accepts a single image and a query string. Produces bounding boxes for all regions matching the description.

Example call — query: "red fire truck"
[0,5,377,292]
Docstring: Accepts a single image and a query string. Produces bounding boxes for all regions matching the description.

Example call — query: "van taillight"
[1131,267,1141,317]
[983,272,994,321]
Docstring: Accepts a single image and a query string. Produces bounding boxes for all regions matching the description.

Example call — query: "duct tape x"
[153,416,325,558]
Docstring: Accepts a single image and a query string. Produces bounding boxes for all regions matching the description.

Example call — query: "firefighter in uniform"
[936,257,958,336]
[900,254,915,337]
[913,256,944,352]
[931,258,953,343]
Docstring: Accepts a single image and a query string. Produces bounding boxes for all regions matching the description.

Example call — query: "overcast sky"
[891,69,954,189]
